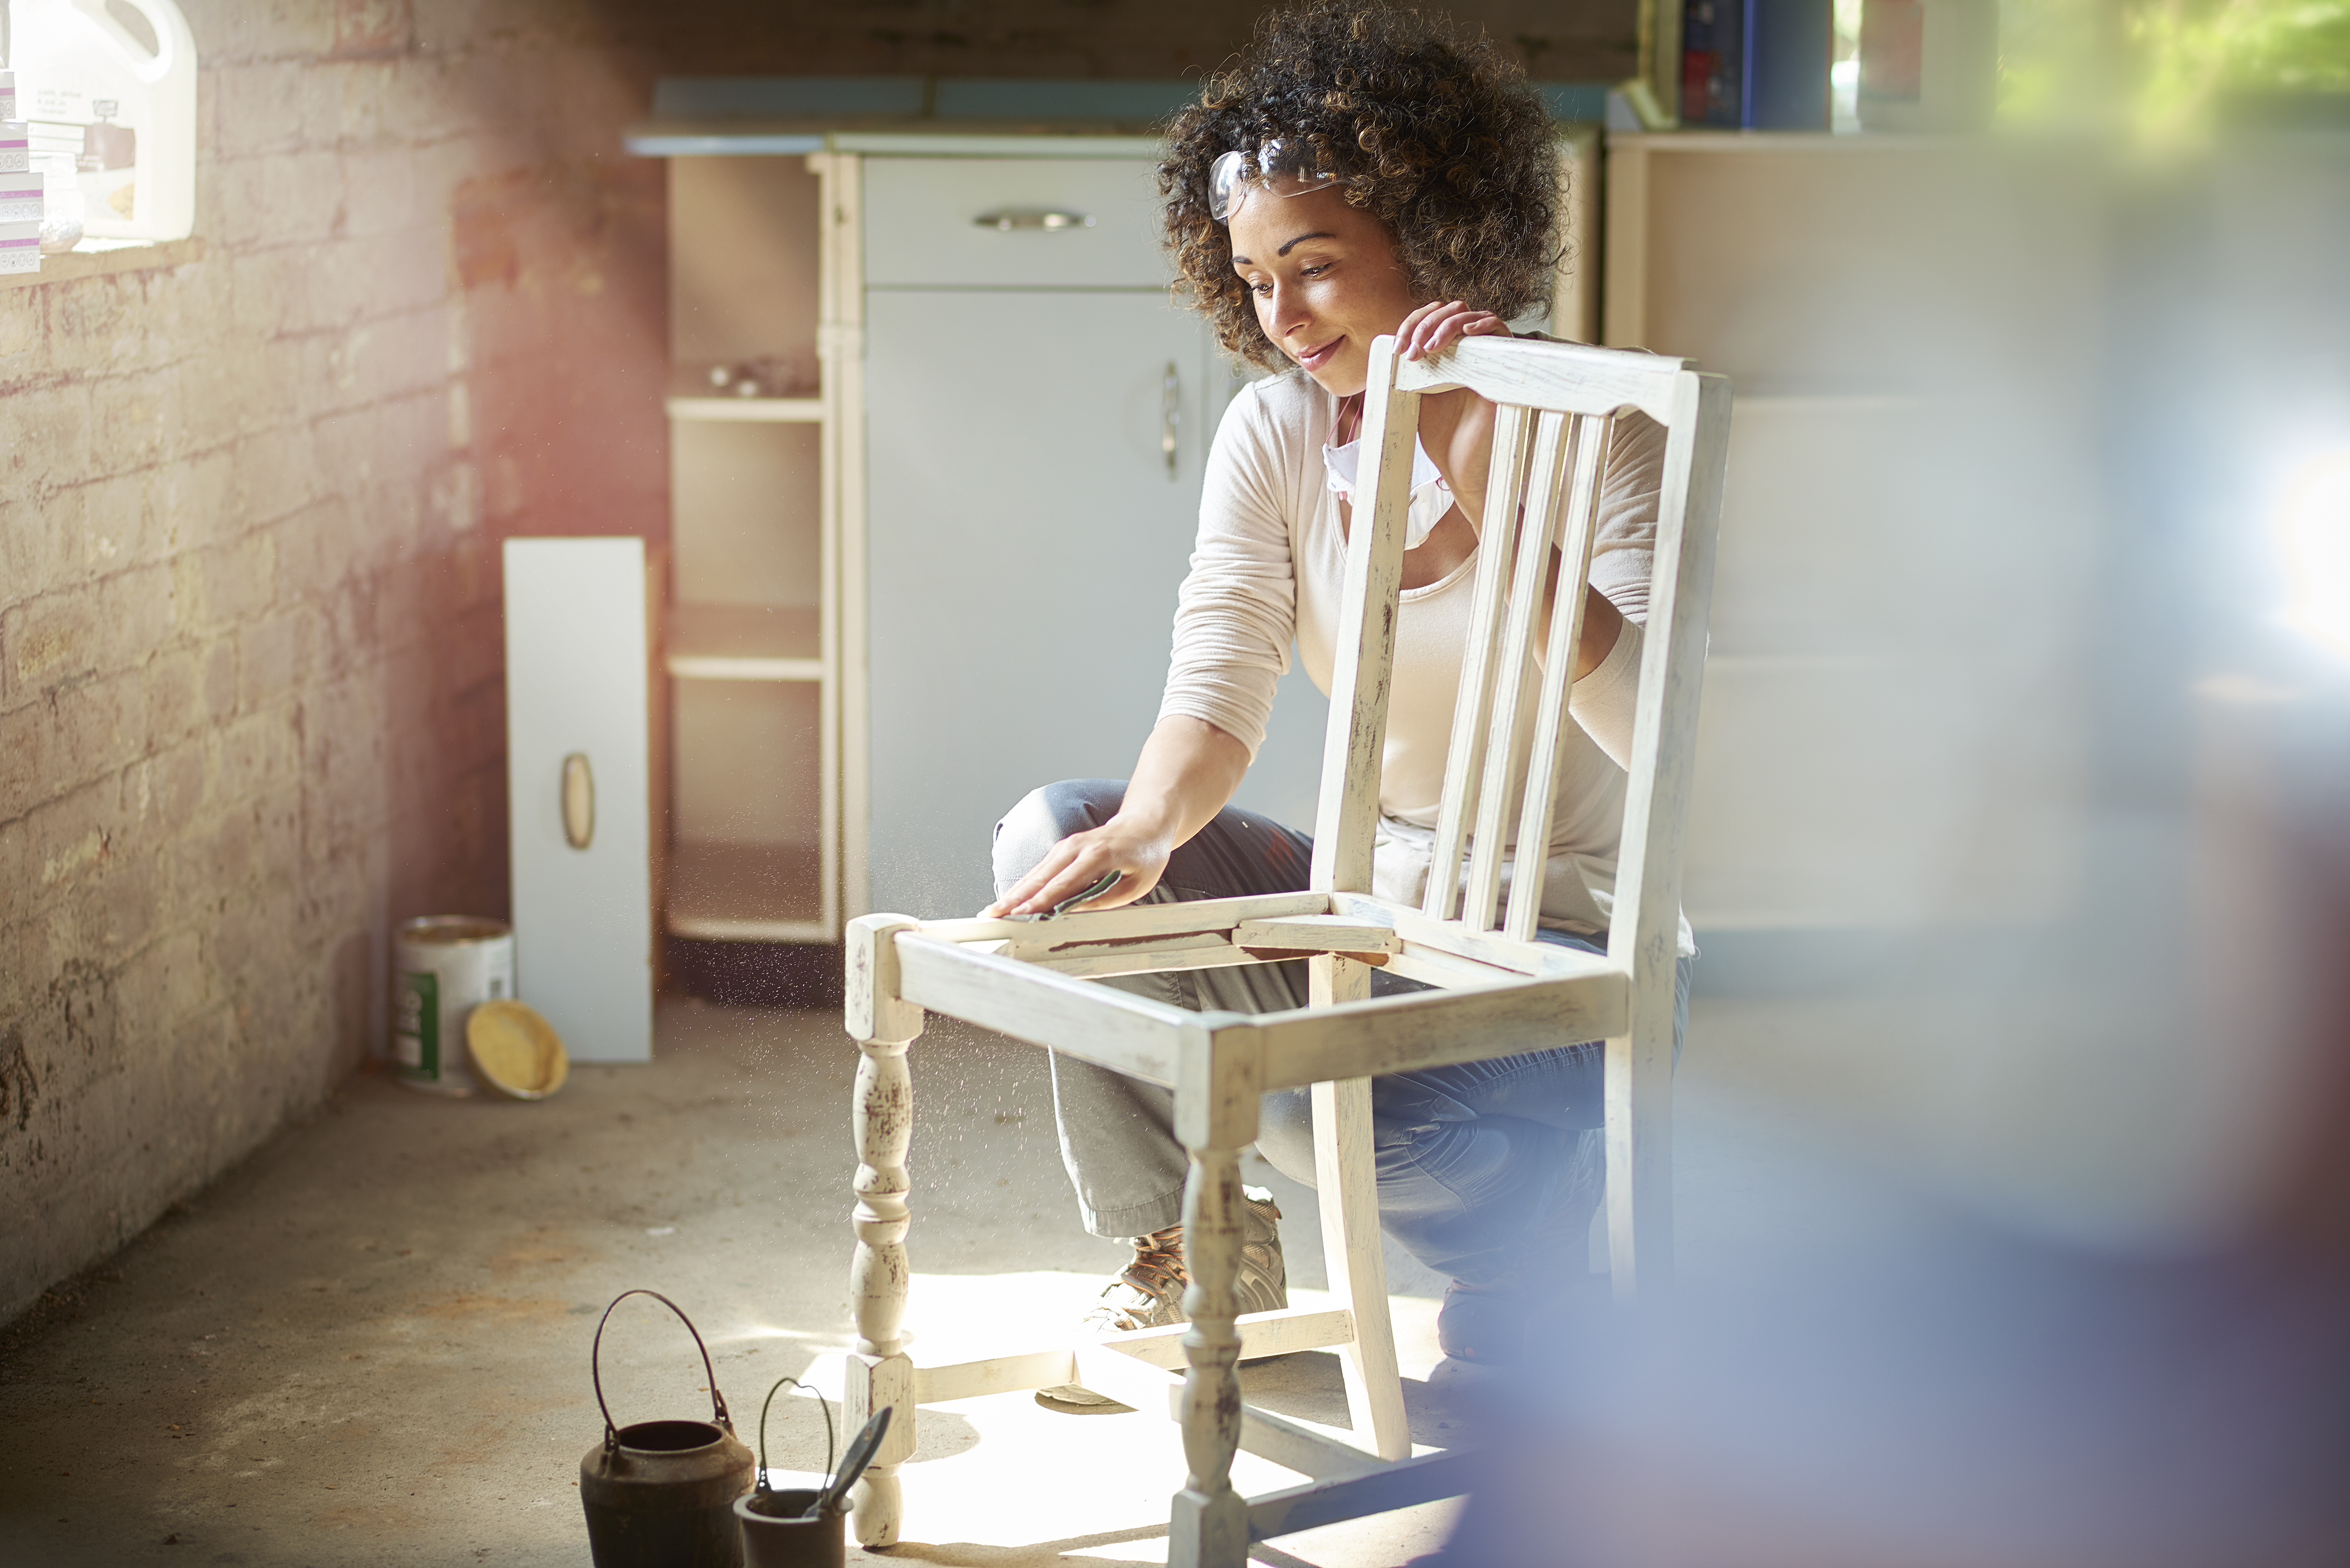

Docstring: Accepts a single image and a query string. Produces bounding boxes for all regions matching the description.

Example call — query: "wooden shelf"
[667,395,824,423]
[666,841,828,942]
[1605,130,1970,153]
[666,603,823,682]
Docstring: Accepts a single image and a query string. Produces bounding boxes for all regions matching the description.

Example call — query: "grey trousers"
[993,779,1693,1287]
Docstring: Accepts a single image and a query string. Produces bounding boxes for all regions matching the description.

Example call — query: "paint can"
[391,916,514,1096]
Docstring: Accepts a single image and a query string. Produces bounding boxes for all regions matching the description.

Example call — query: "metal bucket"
[736,1378,843,1568]
[580,1290,755,1568]
[391,916,513,1096]
[736,1489,844,1568]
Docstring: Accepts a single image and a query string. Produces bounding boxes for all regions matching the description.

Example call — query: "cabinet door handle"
[561,753,595,850]
[973,210,1095,231]
[1162,361,1180,479]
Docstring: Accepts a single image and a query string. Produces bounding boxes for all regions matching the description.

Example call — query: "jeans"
[992,779,1693,1288]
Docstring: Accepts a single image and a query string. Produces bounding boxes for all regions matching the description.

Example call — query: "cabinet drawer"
[863,157,1170,289]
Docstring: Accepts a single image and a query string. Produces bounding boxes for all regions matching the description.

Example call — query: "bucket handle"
[590,1289,732,1452]
[751,1377,835,1498]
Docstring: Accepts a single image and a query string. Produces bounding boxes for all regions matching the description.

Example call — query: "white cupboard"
[853,159,1334,916]
[865,289,1225,915]
[626,117,1590,948]
[1605,133,2104,934]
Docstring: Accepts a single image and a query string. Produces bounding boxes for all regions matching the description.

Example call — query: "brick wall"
[596,0,1641,82]
[0,0,1638,1325]
[0,0,668,1325]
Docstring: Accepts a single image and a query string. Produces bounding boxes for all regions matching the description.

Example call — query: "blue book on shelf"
[1684,0,1832,129]
[1682,0,1745,126]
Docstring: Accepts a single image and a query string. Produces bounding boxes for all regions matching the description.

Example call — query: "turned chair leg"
[1171,1140,1251,1568]
[1169,1026,1261,1568]
[847,1028,919,1544]
[845,917,924,1547]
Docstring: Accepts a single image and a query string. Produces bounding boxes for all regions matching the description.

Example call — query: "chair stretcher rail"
[1246,1447,1482,1542]
[893,932,1193,1083]
[1249,971,1629,1090]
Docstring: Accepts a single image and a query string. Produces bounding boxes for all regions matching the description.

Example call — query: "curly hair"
[1159,3,1559,369]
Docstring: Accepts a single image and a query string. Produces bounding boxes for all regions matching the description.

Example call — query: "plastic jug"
[8,0,195,241]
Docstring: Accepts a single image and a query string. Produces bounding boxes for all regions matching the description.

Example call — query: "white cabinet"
[641,129,1589,937]
[503,537,655,1060]
[1605,134,2104,933]
[862,289,1218,916]
[841,150,1332,921]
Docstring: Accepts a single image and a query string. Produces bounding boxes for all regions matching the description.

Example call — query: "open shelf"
[659,153,838,949]
[666,603,823,682]
[667,395,824,423]
[666,841,828,941]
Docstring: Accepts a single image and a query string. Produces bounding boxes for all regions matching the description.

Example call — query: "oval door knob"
[560,753,595,850]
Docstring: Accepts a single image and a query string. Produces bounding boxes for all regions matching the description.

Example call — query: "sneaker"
[1434,1276,1540,1366]
[1035,1187,1286,1411]
[1422,1351,1515,1422]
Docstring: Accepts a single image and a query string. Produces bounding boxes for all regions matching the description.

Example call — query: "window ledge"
[3,235,208,290]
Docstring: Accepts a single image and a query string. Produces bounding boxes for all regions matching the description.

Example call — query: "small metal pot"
[735,1377,844,1568]
[579,1290,755,1568]
[735,1488,845,1568]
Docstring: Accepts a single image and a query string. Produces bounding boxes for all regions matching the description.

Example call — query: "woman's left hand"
[1396,300,1511,532]
[1396,299,1510,361]
[1399,303,1510,535]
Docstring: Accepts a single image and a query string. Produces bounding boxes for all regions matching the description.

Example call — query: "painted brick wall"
[600,0,1641,82]
[0,0,669,1325]
[0,0,1638,1326]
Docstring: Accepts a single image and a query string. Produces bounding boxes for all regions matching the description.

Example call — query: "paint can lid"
[397,915,512,946]
[465,1000,569,1100]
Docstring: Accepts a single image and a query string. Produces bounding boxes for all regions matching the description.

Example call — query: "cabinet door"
[863,291,1326,917]
[503,538,654,1060]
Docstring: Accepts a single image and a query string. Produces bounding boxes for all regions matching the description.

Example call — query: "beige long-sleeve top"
[1159,369,1690,947]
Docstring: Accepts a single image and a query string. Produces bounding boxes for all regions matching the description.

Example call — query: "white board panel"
[504,538,654,1061]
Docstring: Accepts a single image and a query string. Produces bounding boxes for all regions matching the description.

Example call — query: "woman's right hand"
[979,715,1251,919]
[981,816,1171,919]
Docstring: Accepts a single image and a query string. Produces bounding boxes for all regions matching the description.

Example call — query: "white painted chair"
[842,334,1731,1566]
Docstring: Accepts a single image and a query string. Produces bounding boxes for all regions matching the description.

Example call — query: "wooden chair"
[842,334,1731,1566]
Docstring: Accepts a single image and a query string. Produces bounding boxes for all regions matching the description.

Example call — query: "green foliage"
[2131,0,2350,137]
[1995,0,2350,141]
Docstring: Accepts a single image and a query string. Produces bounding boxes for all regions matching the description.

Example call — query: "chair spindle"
[1422,404,1533,922]
[1461,409,1572,932]
[1502,413,1613,942]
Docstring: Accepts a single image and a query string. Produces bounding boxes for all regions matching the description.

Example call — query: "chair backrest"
[1306,335,1732,981]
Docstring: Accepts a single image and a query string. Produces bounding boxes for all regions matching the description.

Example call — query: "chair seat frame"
[841,335,1731,1567]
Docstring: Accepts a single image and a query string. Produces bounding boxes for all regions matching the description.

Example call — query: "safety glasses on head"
[1208,139,1340,224]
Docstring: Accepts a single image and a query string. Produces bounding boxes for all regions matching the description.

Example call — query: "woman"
[983,3,1693,1400]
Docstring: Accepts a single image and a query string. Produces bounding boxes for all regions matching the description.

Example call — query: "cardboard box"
[0,219,41,275]
[0,178,41,224]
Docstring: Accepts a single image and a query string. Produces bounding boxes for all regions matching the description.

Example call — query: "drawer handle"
[561,753,595,850]
[973,210,1095,232]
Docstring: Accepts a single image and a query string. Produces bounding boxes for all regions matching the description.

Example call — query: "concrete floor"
[0,994,1803,1568]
